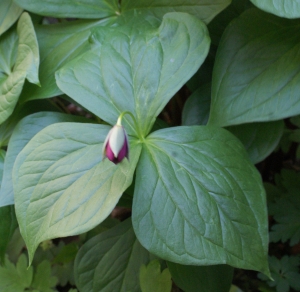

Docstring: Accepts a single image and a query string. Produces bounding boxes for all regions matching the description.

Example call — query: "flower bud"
[102,124,129,164]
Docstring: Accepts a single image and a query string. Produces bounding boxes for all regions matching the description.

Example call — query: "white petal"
[109,125,125,156]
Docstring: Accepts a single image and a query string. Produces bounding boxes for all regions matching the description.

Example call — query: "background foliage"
[0,0,300,291]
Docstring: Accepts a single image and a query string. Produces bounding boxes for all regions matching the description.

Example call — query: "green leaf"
[0,150,17,264]
[140,260,172,292]
[258,256,300,292]
[52,261,75,287]
[121,0,231,23]
[268,173,300,246]
[208,0,253,45]
[167,263,233,292]
[31,260,58,292]
[0,12,39,124]
[53,243,78,264]
[182,84,211,126]
[13,0,119,18]
[75,219,155,292]
[0,254,33,291]
[0,112,89,207]
[56,12,210,136]
[0,0,23,36]
[0,99,60,147]
[13,123,141,263]
[227,121,284,164]
[0,205,17,265]
[250,0,300,19]
[132,126,269,275]
[208,8,300,127]
[20,18,115,101]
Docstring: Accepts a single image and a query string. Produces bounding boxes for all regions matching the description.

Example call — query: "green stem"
[117,111,143,140]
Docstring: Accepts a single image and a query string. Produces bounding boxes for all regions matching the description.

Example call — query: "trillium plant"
[1,0,300,291]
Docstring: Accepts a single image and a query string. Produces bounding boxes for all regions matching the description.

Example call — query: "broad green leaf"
[75,219,155,292]
[121,0,231,24]
[182,84,211,126]
[250,0,300,19]
[227,121,284,164]
[140,260,172,292]
[31,260,58,292]
[0,0,22,36]
[56,12,210,136]
[0,254,33,291]
[208,8,300,127]
[0,205,17,264]
[182,85,283,164]
[132,126,270,275]
[13,123,141,263]
[5,228,25,264]
[0,100,59,147]
[0,149,17,264]
[167,263,233,292]
[0,112,89,207]
[13,0,119,18]
[0,12,39,124]
[20,18,115,101]
[208,0,253,45]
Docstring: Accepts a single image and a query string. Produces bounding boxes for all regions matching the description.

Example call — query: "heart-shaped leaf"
[0,12,39,124]
[75,219,155,292]
[132,126,270,275]
[209,8,300,127]
[250,0,300,19]
[13,123,141,263]
[56,12,210,136]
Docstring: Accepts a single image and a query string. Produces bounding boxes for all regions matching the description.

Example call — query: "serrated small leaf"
[0,0,23,36]
[268,179,300,246]
[75,219,155,292]
[0,254,32,291]
[13,123,141,264]
[133,126,269,275]
[259,256,300,292]
[140,260,171,292]
[31,260,58,292]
